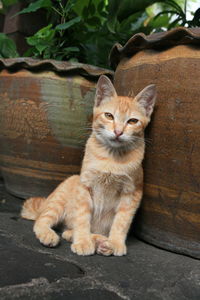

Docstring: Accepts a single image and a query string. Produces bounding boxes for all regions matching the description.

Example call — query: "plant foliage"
[149,0,200,30]
[18,0,161,66]
[0,0,199,67]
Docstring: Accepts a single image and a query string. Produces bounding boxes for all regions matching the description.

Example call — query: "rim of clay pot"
[0,57,114,78]
[109,27,200,70]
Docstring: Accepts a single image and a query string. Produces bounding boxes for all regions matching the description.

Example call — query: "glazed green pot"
[0,58,113,198]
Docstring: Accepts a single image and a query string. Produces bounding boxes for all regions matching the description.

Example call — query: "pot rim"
[0,57,114,78]
[109,26,200,70]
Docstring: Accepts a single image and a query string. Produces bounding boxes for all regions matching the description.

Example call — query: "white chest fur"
[87,171,134,235]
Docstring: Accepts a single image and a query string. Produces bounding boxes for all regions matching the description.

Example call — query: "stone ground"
[0,179,200,300]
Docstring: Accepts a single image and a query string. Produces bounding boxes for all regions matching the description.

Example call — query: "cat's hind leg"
[34,207,62,247]
[21,196,60,246]
[33,188,68,247]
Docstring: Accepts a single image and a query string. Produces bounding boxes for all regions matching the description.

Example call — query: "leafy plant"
[16,0,159,66]
[25,23,79,60]
[147,0,200,31]
[1,0,199,66]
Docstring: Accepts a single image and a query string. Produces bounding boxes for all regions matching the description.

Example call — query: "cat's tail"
[21,197,47,220]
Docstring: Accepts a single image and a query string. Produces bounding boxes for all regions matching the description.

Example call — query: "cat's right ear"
[95,75,117,107]
[135,84,157,117]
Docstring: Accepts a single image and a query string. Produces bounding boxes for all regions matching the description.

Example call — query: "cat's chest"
[90,172,132,207]
[90,171,132,192]
[83,171,135,235]
[89,172,129,234]
[91,173,121,219]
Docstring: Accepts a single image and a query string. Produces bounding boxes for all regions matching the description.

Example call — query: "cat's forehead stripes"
[100,95,135,114]
[115,96,133,113]
[109,96,143,120]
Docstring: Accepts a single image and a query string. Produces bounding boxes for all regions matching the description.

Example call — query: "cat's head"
[92,75,156,153]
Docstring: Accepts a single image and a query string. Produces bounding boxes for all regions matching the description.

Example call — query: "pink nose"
[114,129,123,137]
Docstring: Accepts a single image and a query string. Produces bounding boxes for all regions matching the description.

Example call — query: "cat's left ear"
[95,75,117,107]
[135,84,157,117]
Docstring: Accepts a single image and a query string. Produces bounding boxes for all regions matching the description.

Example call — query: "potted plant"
[109,1,200,259]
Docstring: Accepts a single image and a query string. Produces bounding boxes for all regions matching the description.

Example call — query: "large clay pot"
[110,27,200,259]
[0,58,113,198]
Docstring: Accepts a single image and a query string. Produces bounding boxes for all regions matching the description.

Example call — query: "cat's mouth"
[95,130,127,149]
[115,138,123,144]
[109,136,125,146]
[111,136,122,142]
[112,134,126,142]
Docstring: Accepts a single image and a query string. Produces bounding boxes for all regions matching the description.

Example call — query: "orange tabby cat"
[21,75,156,256]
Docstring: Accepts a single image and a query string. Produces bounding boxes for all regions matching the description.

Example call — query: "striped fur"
[21,75,156,256]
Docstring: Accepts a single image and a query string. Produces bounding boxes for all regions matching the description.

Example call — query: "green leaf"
[120,11,146,32]
[35,44,48,54]
[23,48,35,57]
[17,0,52,15]
[107,16,118,33]
[72,0,89,16]
[63,0,77,15]
[153,10,179,18]
[88,2,96,15]
[27,24,55,42]
[149,14,171,28]
[37,24,55,39]
[26,24,55,56]
[82,6,88,19]
[0,33,19,58]
[55,16,81,30]
[108,0,158,21]
[97,1,105,14]
[164,0,184,15]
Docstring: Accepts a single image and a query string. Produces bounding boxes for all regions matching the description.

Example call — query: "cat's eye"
[104,112,114,120]
[127,118,139,125]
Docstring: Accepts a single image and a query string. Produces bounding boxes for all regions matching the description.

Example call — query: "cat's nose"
[114,129,123,137]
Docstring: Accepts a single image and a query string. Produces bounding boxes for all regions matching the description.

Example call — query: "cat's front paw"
[97,239,127,256]
[71,239,95,256]
[35,228,60,247]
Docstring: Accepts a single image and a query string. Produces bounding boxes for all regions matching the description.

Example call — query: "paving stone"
[0,234,84,288]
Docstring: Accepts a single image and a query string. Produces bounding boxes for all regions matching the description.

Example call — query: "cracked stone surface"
[0,180,200,300]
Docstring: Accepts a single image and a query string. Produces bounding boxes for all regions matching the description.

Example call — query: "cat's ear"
[135,84,157,117]
[95,75,117,107]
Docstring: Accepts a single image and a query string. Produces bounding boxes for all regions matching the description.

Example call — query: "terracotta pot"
[0,58,113,198]
[110,27,200,259]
